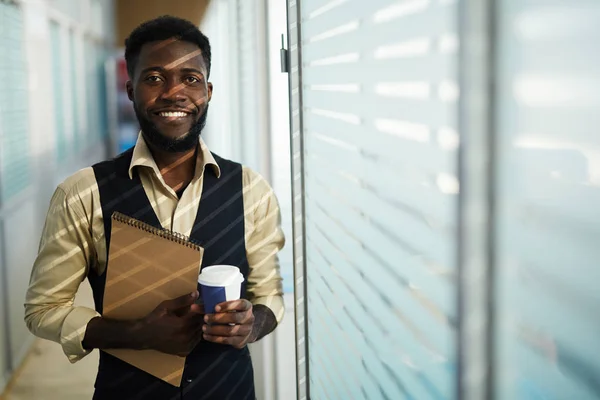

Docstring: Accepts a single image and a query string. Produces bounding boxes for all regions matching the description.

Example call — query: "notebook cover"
[102,213,203,387]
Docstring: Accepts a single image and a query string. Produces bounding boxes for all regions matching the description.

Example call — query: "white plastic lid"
[198,265,244,287]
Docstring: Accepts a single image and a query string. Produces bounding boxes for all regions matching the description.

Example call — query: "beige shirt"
[24,134,285,363]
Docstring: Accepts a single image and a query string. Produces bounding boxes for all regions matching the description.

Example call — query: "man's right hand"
[83,291,205,356]
[136,291,204,356]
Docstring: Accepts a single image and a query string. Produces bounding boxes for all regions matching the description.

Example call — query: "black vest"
[89,148,255,400]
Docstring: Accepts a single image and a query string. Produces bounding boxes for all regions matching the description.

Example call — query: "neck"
[147,143,198,193]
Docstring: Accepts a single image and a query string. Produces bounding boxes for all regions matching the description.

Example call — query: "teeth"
[159,111,187,117]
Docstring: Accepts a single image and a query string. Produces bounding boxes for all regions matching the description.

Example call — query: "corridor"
[4,285,97,400]
[1,0,600,399]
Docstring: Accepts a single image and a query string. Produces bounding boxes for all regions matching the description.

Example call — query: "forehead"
[136,39,206,74]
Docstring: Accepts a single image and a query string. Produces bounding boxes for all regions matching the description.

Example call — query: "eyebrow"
[139,66,164,75]
[180,68,205,76]
[139,66,205,76]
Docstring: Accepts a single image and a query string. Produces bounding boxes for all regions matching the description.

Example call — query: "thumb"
[161,291,199,311]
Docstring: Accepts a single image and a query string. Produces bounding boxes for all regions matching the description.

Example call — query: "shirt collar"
[128,132,221,180]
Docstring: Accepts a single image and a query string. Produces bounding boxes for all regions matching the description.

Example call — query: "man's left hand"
[203,299,255,349]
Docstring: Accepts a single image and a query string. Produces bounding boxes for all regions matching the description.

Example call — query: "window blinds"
[297,0,460,398]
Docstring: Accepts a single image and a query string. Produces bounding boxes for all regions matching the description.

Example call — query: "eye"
[185,76,201,84]
[145,75,163,83]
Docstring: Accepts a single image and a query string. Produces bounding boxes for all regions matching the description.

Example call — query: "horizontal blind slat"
[303,89,456,129]
[303,9,454,64]
[303,55,456,84]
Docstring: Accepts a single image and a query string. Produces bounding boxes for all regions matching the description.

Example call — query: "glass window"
[295,0,460,398]
[0,3,31,202]
[495,1,600,399]
[50,21,68,161]
[85,39,98,142]
[69,29,81,150]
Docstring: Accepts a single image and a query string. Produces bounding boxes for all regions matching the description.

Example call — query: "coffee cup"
[197,265,244,314]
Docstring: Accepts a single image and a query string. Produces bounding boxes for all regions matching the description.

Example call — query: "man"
[24,16,284,400]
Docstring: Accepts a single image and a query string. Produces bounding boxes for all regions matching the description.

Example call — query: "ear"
[126,80,134,101]
[207,82,213,102]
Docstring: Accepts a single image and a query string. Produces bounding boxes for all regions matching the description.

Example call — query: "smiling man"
[24,16,284,400]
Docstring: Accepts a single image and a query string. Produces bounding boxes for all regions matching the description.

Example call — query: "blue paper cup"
[198,265,244,314]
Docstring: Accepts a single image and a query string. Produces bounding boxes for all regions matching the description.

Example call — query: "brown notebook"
[102,212,203,387]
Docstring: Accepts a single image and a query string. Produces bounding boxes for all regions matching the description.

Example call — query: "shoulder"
[241,166,278,218]
[51,167,98,218]
[57,167,97,197]
[241,166,274,195]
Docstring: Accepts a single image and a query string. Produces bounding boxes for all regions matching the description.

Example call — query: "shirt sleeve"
[243,168,286,324]
[24,184,100,363]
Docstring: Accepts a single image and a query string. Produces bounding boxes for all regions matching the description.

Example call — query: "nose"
[158,80,186,103]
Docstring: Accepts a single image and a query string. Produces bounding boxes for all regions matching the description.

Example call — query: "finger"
[215,299,252,313]
[205,310,253,325]
[203,323,252,337]
[174,303,202,318]
[183,313,206,329]
[161,291,199,311]
[176,303,205,319]
[188,303,205,315]
[193,324,206,345]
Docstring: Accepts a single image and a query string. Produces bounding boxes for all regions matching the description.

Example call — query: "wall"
[200,1,297,399]
[115,0,210,47]
[0,0,115,393]
[0,1,27,390]
[266,1,296,398]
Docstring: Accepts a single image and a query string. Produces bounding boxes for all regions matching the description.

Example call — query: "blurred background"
[0,0,598,399]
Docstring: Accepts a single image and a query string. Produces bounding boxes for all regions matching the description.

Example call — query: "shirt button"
[186,378,193,383]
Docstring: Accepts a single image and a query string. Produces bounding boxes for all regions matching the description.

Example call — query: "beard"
[134,104,209,153]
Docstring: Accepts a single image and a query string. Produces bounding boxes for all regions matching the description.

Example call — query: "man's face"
[127,39,212,152]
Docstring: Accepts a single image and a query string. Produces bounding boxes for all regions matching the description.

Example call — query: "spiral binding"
[111,211,202,252]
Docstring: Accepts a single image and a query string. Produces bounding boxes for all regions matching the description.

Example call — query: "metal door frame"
[457,0,498,399]
[285,0,309,399]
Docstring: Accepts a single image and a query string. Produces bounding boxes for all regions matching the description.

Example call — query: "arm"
[25,182,204,359]
[83,292,204,356]
[82,317,143,350]
[248,304,278,343]
[244,170,285,339]
[203,170,285,347]
[24,184,100,363]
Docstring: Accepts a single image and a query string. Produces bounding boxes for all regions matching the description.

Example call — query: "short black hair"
[124,15,211,79]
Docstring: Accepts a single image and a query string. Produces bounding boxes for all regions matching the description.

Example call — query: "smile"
[156,111,190,118]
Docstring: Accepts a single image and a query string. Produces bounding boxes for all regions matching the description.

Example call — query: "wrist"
[83,316,149,351]
[248,305,277,343]
[128,318,149,350]
[248,320,259,344]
